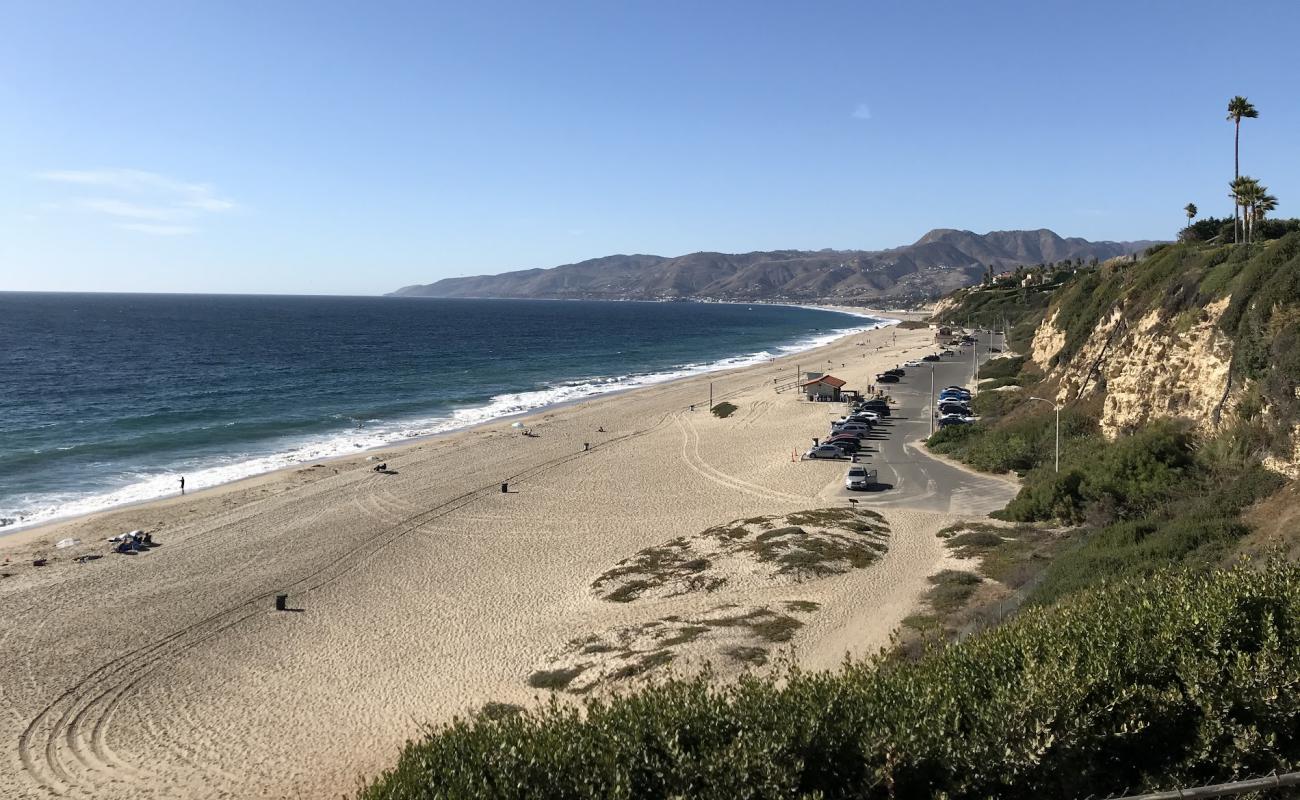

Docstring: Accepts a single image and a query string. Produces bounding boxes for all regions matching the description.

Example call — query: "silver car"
[845,465,875,490]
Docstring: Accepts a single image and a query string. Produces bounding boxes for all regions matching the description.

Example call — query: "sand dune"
[0,312,1017,799]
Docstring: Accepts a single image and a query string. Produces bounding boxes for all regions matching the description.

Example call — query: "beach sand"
[0,311,1017,799]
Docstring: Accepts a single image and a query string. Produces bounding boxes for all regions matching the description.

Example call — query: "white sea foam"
[1,311,895,533]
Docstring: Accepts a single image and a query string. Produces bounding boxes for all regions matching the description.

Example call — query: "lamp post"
[1028,396,1060,473]
[929,365,935,436]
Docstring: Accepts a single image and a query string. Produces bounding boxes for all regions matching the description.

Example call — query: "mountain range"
[389,229,1158,304]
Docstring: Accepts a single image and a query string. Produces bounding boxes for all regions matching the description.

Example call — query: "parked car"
[922,354,941,362]
[845,465,876,490]
[857,401,890,417]
[825,436,862,453]
[883,368,905,377]
[806,444,846,459]
[938,416,970,428]
[990,347,1003,353]
[939,404,971,416]
[850,411,879,423]
[875,373,900,384]
[904,360,923,368]
[832,422,871,436]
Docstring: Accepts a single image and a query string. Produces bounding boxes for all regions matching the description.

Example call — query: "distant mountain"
[389,229,1159,304]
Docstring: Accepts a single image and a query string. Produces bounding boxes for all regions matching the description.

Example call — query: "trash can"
[275,594,287,611]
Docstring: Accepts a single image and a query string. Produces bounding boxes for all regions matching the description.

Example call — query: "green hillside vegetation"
[926,236,1300,604]
[357,564,1300,800]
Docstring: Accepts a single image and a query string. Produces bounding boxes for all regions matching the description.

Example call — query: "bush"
[977,356,1026,381]
[710,402,738,418]
[357,563,1300,800]
[999,420,1193,524]
[1030,463,1284,604]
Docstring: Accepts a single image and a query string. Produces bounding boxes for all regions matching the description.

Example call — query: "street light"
[929,364,935,436]
[1027,396,1060,473]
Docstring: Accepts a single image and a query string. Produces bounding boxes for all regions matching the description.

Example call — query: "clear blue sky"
[4,0,1299,294]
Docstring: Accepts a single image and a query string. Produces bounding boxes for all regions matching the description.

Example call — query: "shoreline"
[1,303,902,541]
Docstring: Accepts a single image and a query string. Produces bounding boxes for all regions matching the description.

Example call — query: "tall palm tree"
[1226,96,1259,242]
[1184,202,1197,232]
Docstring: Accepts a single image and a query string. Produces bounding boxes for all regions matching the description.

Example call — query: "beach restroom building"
[800,373,846,402]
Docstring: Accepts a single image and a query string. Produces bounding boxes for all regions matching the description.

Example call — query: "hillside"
[936,232,1300,475]
[390,229,1155,304]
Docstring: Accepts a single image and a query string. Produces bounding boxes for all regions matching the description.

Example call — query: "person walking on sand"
[179,476,185,495]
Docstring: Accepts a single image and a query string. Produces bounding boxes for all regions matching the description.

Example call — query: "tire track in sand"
[675,414,808,505]
[15,415,672,798]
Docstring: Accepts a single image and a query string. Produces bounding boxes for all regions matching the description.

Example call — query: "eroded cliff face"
[1032,297,1240,441]
[1030,309,1066,367]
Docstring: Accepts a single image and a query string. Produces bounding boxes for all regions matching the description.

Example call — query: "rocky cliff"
[1048,236,1300,474]
[938,233,1300,475]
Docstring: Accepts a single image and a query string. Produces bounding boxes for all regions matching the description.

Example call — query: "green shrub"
[977,355,1026,380]
[358,563,1300,800]
[710,402,738,418]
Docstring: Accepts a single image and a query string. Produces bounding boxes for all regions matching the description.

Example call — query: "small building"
[800,374,846,402]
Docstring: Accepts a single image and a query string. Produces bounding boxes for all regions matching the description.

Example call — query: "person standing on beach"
[179,476,185,494]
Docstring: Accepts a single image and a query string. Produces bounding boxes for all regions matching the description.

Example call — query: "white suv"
[845,465,874,490]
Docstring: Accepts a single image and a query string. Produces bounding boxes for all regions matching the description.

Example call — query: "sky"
[3,0,1299,295]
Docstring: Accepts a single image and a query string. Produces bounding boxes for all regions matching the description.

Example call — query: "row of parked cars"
[805,397,893,459]
[937,385,975,427]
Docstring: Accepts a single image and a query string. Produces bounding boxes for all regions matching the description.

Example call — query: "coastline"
[1,302,897,540]
[0,306,1017,800]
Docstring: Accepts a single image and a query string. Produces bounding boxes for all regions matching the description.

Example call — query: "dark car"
[922,354,941,362]
[883,368,905,377]
[825,436,862,453]
[875,373,900,384]
[938,416,970,428]
[858,402,890,417]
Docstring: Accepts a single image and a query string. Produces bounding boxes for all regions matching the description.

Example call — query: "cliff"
[937,233,1300,475]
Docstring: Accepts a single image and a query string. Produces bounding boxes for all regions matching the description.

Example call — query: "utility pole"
[1054,404,1060,473]
[971,332,978,387]
[929,366,935,436]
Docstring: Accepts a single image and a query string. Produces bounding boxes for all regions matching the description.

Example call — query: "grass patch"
[474,702,526,722]
[527,666,586,691]
[895,319,930,329]
[723,646,768,665]
[783,599,821,613]
[711,402,738,418]
[926,570,982,614]
[658,625,710,647]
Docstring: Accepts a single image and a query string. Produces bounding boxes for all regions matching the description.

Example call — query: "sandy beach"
[0,311,1017,799]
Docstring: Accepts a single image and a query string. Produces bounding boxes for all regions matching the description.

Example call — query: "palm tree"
[1229,177,1258,243]
[1184,202,1197,232]
[1226,96,1259,242]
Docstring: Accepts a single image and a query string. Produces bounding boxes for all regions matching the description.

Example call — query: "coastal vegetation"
[358,563,1300,800]
[710,402,738,418]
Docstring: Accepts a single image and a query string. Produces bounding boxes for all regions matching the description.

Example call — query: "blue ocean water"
[0,294,884,531]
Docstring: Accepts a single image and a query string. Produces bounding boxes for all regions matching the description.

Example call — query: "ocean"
[0,293,885,531]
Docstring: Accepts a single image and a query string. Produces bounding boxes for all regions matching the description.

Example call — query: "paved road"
[825,345,1019,516]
